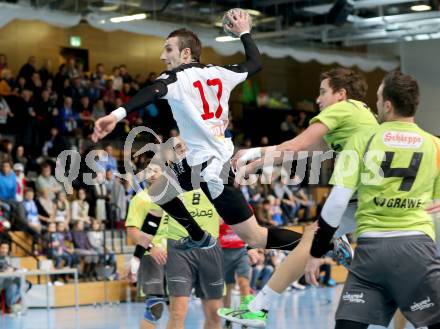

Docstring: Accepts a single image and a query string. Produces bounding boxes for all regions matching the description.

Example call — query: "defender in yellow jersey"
[306,71,440,329]
[219,68,370,327]
[126,140,224,329]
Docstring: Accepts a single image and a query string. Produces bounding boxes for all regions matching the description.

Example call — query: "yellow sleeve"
[330,134,363,189]
[125,194,153,229]
[310,102,348,131]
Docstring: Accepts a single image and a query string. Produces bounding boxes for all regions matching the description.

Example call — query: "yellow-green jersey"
[125,190,167,253]
[164,189,220,241]
[310,99,378,152]
[331,121,440,240]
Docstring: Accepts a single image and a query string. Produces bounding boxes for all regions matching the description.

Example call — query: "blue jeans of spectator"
[281,203,300,224]
[1,277,21,307]
[251,265,274,290]
[53,252,73,268]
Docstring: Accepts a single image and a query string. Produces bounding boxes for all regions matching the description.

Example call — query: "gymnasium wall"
[0,20,384,111]
[400,39,440,136]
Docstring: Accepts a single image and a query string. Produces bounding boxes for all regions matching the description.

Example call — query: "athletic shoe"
[291,280,306,290]
[174,231,217,251]
[218,295,268,328]
[330,235,354,269]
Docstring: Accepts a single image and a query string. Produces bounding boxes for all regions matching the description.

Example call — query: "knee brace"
[144,295,167,323]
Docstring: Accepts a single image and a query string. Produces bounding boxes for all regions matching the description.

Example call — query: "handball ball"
[222,8,253,37]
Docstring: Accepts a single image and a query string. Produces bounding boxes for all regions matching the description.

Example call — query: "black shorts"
[167,158,253,225]
[336,235,440,328]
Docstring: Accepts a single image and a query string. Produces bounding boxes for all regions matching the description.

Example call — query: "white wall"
[400,39,440,136]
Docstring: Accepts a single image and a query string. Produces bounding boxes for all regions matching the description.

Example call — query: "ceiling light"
[215,36,240,42]
[411,4,432,12]
[245,9,262,17]
[414,33,430,40]
[99,4,119,12]
[110,13,148,23]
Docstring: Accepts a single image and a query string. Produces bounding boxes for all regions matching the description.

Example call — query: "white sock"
[249,285,280,312]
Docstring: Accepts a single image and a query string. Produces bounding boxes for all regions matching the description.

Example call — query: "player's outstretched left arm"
[224,10,262,77]
[92,81,168,142]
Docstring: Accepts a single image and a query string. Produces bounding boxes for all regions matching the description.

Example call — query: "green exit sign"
[70,36,81,47]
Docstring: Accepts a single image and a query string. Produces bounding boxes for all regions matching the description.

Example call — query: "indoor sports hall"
[0,1,439,329]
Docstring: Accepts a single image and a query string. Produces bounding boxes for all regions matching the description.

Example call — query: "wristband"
[310,216,338,258]
[130,257,140,275]
[238,147,262,163]
[111,107,127,121]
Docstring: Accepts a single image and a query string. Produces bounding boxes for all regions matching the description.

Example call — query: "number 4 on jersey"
[380,151,423,192]
[193,79,223,120]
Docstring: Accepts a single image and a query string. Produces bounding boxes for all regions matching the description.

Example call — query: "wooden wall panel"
[0,20,384,110]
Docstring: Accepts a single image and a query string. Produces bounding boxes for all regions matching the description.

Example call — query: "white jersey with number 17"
[157,63,247,166]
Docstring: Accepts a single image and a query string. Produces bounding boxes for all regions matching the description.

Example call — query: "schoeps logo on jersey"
[382,131,424,148]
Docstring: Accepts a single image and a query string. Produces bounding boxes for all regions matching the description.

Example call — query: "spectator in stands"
[255,199,277,227]
[36,188,55,226]
[42,127,70,158]
[0,161,17,201]
[13,163,26,202]
[67,77,86,106]
[54,191,71,226]
[87,169,107,222]
[0,139,13,163]
[119,64,132,83]
[12,77,26,96]
[250,249,274,291]
[65,58,79,79]
[104,144,118,173]
[109,174,127,226]
[119,83,132,103]
[39,59,53,86]
[296,111,308,132]
[23,188,42,234]
[53,64,68,95]
[59,96,79,134]
[143,72,157,87]
[28,72,43,96]
[18,56,37,81]
[88,78,102,102]
[92,63,106,87]
[111,66,123,91]
[0,68,13,97]
[71,188,90,228]
[289,176,314,222]
[260,136,269,147]
[267,195,283,226]
[0,241,22,314]
[272,171,300,224]
[280,114,298,140]
[36,89,56,137]
[87,219,116,275]
[92,98,106,119]
[102,79,116,104]
[69,220,99,281]
[36,162,62,200]
[45,222,70,284]
[78,96,93,136]
[13,146,28,171]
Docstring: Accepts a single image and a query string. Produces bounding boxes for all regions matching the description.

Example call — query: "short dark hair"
[167,29,202,62]
[382,71,419,117]
[320,68,367,101]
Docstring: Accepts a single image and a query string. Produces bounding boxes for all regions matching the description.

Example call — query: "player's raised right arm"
[92,81,168,142]
[224,10,262,77]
